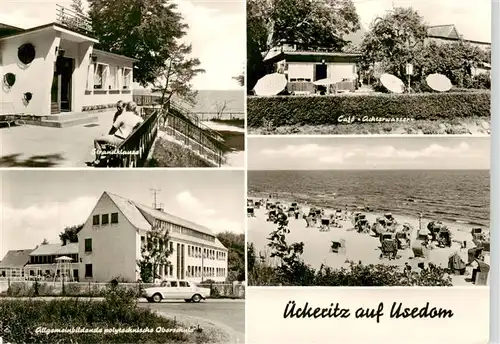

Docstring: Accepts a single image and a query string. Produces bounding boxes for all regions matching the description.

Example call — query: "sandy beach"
[247,196,490,286]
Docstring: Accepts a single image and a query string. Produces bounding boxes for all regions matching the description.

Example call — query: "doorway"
[51,57,74,113]
[315,64,327,93]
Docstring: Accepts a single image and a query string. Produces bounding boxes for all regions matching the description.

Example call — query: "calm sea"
[248,170,490,227]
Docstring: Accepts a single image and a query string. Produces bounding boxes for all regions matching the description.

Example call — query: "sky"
[0,170,244,258]
[353,0,491,42]
[248,137,490,171]
[0,0,245,90]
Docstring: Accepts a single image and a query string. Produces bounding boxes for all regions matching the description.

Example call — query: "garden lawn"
[147,138,212,167]
[250,116,490,135]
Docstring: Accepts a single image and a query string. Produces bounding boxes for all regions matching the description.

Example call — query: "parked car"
[142,279,210,303]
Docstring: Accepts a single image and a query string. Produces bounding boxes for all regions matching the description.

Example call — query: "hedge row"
[247,91,491,128]
[4,281,153,298]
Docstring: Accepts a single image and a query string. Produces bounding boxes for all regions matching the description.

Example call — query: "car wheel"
[191,294,202,303]
[184,299,192,303]
[152,293,162,303]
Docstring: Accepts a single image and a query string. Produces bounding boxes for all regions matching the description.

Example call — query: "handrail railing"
[167,102,224,142]
[163,113,228,167]
[56,4,93,33]
[102,109,160,167]
[133,94,225,142]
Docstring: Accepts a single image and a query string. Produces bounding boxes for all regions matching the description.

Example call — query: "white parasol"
[313,77,342,86]
[380,73,405,94]
[426,73,452,92]
[253,73,288,96]
[55,256,73,261]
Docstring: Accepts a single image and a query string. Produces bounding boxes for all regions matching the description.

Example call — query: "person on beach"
[112,100,125,123]
[404,262,412,275]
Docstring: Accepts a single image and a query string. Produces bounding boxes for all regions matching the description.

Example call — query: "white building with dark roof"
[26,243,79,280]
[262,44,361,94]
[426,24,491,51]
[0,14,136,125]
[0,249,33,278]
[77,191,228,283]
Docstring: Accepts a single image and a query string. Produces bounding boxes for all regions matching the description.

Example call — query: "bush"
[247,91,490,128]
[0,284,211,343]
[473,74,491,89]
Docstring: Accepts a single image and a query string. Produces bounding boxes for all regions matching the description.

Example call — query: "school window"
[111,212,118,224]
[169,265,173,276]
[140,236,145,247]
[101,214,109,225]
[169,242,173,252]
[92,215,100,226]
[122,68,132,89]
[94,63,109,89]
[84,238,92,252]
[85,264,93,277]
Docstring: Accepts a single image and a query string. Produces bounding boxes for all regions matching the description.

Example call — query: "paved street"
[137,299,245,343]
[0,111,114,167]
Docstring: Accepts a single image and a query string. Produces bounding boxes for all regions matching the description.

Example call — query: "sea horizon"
[248,170,490,228]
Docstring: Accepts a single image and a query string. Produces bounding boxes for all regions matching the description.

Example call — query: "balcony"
[56,4,93,35]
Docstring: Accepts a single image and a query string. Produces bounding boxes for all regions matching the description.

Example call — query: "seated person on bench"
[93,103,144,163]
[112,100,125,123]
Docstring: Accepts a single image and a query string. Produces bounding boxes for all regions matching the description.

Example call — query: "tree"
[266,213,315,285]
[136,225,172,283]
[268,0,360,49]
[214,100,232,120]
[59,224,84,245]
[247,0,270,92]
[216,231,245,282]
[361,7,428,82]
[418,41,491,89]
[88,0,187,86]
[233,71,244,87]
[246,0,360,91]
[70,0,85,14]
[151,43,205,107]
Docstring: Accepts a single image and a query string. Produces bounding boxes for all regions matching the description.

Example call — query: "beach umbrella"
[426,73,452,92]
[55,256,73,261]
[380,73,405,94]
[313,77,342,86]
[253,73,287,96]
[337,72,357,80]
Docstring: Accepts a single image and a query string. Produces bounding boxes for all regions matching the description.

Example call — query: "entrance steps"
[25,112,98,128]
